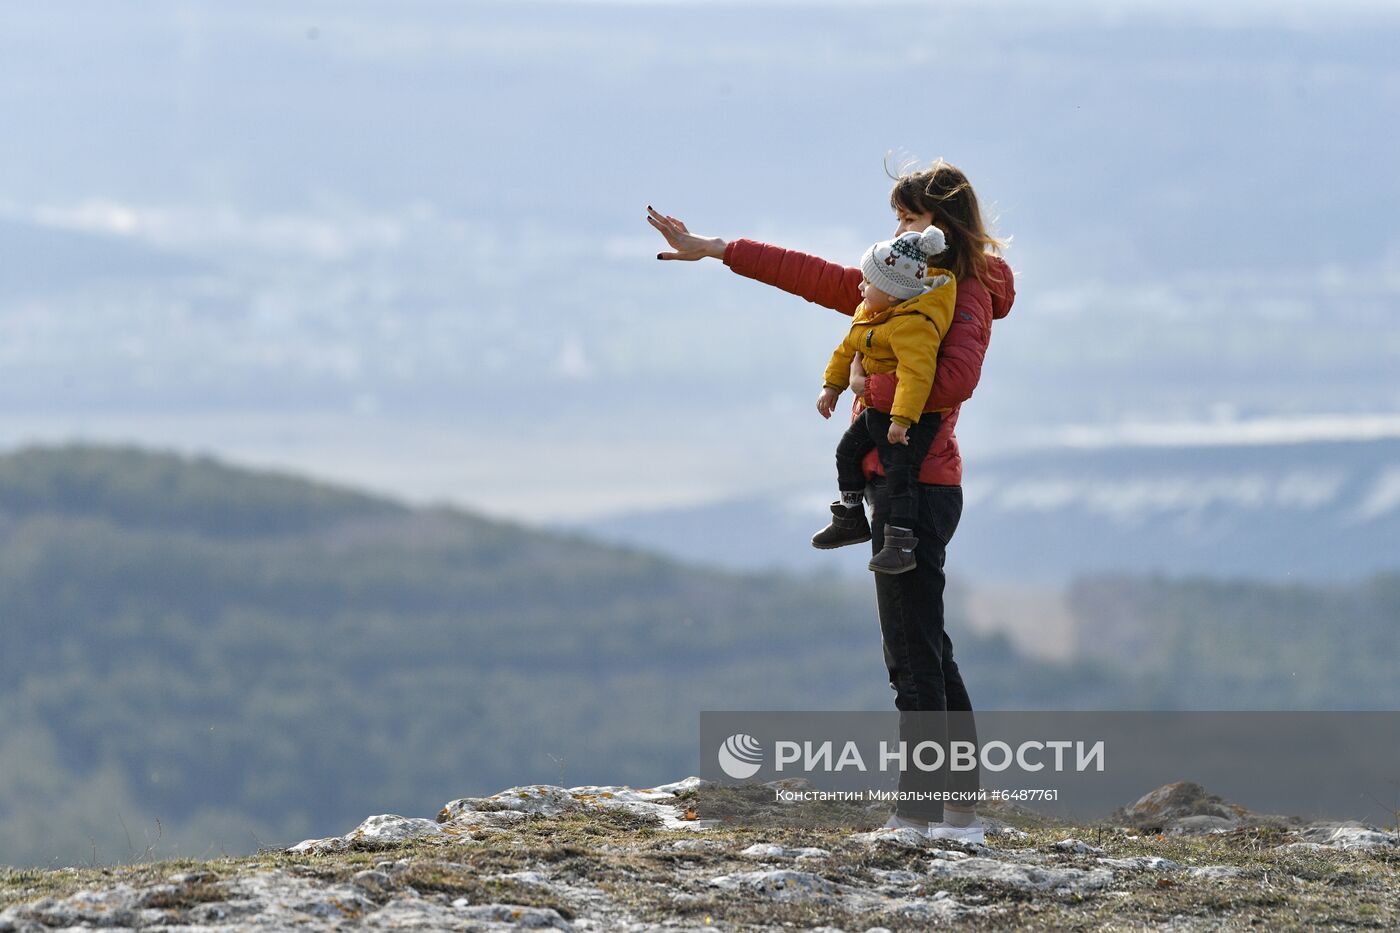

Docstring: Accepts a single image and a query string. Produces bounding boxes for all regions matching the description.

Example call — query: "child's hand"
[888,421,910,445]
[816,387,841,419]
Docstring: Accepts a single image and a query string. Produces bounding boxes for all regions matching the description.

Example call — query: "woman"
[646,160,1014,841]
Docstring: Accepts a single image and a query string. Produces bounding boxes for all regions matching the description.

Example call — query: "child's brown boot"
[811,501,872,549]
[868,525,918,574]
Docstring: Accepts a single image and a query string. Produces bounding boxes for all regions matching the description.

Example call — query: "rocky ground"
[2,778,1398,931]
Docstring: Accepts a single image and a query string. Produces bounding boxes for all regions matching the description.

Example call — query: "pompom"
[917,226,946,256]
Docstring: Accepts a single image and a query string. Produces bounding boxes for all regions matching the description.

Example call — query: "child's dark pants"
[835,408,942,528]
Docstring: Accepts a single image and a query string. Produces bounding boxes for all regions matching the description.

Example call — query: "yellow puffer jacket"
[822,270,957,426]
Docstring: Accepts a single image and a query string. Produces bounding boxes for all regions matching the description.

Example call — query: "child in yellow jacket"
[812,226,956,574]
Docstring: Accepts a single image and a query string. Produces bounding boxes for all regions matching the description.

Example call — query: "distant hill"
[0,445,1115,869]
[584,437,1400,584]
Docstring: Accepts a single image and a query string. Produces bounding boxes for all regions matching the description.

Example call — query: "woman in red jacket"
[646,160,1014,841]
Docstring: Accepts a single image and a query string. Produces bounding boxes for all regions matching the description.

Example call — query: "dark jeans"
[867,478,979,822]
[835,409,941,528]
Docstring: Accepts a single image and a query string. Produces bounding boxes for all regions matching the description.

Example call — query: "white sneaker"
[926,819,985,844]
[879,812,933,833]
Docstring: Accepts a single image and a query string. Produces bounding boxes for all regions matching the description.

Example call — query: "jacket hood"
[984,255,1015,320]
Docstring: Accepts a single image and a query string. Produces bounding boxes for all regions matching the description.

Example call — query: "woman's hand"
[888,421,910,446]
[849,353,867,399]
[646,206,727,261]
[816,387,841,419]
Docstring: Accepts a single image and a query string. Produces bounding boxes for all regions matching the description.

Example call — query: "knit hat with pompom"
[860,226,947,301]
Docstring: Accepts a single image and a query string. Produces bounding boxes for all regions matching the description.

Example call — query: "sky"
[1,1,1398,521]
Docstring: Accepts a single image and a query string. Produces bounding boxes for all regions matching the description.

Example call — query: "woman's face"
[893,203,936,237]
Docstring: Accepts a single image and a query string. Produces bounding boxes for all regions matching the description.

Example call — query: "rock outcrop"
[1,779,1397,932]
[1112,780,1308,834]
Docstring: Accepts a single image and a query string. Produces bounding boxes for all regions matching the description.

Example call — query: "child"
[812,226,956,574]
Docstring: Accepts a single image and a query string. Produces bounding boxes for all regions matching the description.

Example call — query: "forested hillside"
[4,445,1392,869]
[1069,574,1400,709]
[0,445,1113,868]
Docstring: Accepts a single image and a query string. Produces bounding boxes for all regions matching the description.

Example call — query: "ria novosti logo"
[717,733,763,779]
[713,733,1107,779]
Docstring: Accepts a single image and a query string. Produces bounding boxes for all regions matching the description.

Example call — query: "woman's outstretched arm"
[646,206,863,315]
[723,239,864,316]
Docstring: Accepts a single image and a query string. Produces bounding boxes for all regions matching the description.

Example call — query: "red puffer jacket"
[723,239,1015,486]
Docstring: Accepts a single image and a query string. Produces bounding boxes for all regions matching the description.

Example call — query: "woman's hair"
[887,158,1007,285]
